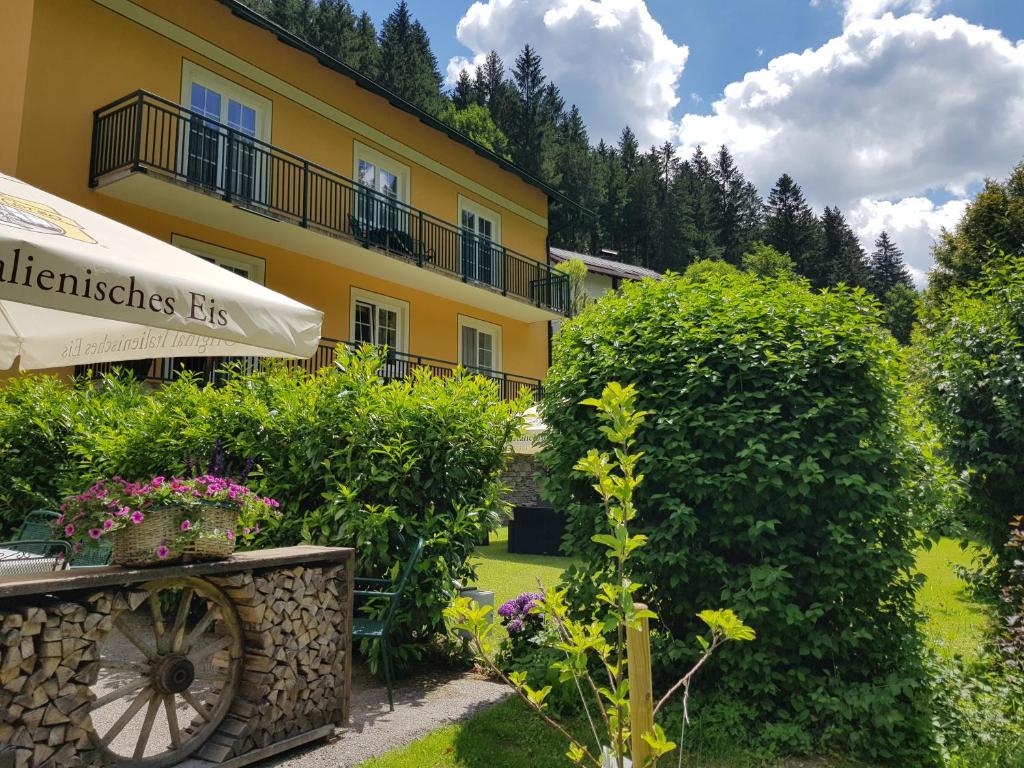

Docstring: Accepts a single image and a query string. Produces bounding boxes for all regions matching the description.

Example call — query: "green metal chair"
[13,509,111,566]
[352,537,424,711]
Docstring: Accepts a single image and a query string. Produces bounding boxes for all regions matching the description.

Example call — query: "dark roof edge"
[215,0,579,210]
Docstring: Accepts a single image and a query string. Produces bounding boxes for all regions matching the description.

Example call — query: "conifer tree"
[347,12,381,78]
[550,106,598,251]
[452,69,475,110]
[684,146,724,263]
[764,174,823,282]
[378,1,444,115]
[869,231,914,296]
[820,206,870,289]
[308,0,355,62]
[617,127,640,178]
[713,146,763,265]
[508,46,562,178]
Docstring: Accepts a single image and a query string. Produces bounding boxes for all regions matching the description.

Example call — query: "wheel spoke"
[149,592,168,654]
[181,690,211,722]
[188,634,232,663]
[134,693,162,759]
[100,688,153,747]
[169,587,194,653]
[114,616,155,660]
[164,694,181,749]
[89,677,150,711]
[180,606,217,654]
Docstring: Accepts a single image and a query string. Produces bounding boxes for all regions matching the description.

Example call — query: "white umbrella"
[510,405,546,454]
[0,173,323,371]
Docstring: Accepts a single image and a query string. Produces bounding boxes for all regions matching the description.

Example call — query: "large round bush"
[542,266,936,762]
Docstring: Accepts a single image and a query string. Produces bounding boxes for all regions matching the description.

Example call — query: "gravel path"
[259,662,510,767]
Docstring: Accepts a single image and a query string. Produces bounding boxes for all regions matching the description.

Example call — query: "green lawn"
[471,526,572,610]
[914,537,991,660]
[360,537,993,768]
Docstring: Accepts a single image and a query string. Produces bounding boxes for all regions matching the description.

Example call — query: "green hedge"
[918,256,1024,574]
[0,349,523,671]
[541,265,937,763]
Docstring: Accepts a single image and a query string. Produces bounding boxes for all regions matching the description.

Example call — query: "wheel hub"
[152,653,195,694]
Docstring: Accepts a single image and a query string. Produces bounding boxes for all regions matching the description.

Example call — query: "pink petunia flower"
[102,519,114,531]
[225,530,235,541]
[131,511,144,525]
[88,528,102,540]
[64,524,75,536]
[155,544,170,559]
[180,519,191,532]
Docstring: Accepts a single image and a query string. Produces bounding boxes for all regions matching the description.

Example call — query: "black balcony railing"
[89,91,569,315]
[73,338,542,401]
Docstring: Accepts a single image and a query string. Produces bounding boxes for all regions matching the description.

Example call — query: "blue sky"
[358,1,1024,280]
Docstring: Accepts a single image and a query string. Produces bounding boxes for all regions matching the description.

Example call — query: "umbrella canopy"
[0,173,323,371]
[510,405,546,454]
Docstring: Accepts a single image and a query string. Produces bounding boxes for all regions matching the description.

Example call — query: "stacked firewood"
[0,591,143,768]
[195,562,352,763]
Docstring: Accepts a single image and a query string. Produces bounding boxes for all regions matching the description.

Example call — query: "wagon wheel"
[87,577,244,767]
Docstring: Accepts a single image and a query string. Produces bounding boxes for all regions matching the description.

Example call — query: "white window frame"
[179,62,273,199]
[458,195,502,246]
[349,287,409,354]
[458,195,503,286]
[458,315,502,373]
[353,142,411,204]
[171,235,266,284]
[180,61,273,141]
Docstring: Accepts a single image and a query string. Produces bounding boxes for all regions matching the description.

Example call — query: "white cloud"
[447,0,688,146]
[848,197,969,287]
[676,12,1024,274]
[841,0,939,25]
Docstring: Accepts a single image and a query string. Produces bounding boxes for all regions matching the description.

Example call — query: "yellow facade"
[1,0,561,385]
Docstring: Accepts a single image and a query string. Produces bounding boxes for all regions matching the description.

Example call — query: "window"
[350,288,409,359]
[171,235,265,284]
[459,316,501,374]
[459,197,502,287]
[167,236,266,381]
[353,143,410,232]
[180,62,271,199]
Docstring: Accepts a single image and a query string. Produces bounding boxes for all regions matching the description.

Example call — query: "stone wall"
[501,453,544,507]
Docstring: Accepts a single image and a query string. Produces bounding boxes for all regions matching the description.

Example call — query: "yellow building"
[1,0,569,397]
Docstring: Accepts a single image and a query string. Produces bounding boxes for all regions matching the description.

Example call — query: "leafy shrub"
[0,374,79,536]
[1000,517,1024,672]
[541,269,938,763]
[930,652,1024,768]
[0,349,521,671]
[918,256,1024,575]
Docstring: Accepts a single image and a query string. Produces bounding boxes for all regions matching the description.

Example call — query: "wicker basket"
[111,508,183,567]
[110,505,238,567]
[183,504,237,562]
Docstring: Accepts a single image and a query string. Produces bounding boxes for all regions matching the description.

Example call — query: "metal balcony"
[74,338,542,402]
[89,91,569,315]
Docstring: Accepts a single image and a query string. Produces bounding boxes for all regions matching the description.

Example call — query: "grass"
[359,537,995,768]
[914,537,991,660]
[471,526,572,610]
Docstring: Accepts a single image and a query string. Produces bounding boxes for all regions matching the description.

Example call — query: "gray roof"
[549,247,661,281]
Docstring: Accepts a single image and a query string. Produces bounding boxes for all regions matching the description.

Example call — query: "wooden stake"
[627,604,653,768]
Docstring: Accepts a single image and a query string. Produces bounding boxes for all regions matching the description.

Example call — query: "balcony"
[89,91,569,319]
[74,338,542,402]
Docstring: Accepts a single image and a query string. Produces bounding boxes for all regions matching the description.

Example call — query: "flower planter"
[61,475,276,568]
[110,505,237,567]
